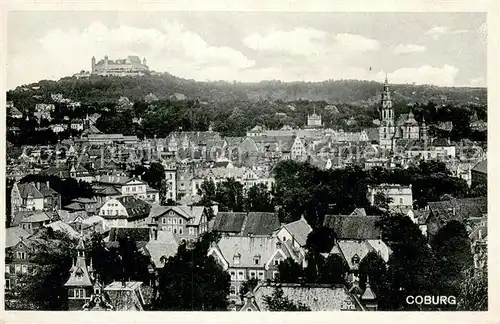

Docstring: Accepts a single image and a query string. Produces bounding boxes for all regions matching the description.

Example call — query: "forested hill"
[8,72,486,106]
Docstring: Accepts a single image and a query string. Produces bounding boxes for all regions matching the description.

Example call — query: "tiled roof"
[427,197,487,228]
[144,231,179,268]
[21,211,52,223]
[281,218,313,246]
[45,221,80,239]
[116,196,151,219]
[212,212,246,233]
[104,281,146,311]
[323,215,383,240]
[251,283,364,311]
[332,240,375,270]
[214,236,288,268]
[5,226,31,248]
[212,212,281,235]
[16,183,44,199]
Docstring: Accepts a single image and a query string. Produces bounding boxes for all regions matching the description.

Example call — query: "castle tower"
[104,55,109,71]
[64,235,94,310]
[91,56,96,73]
[378,74,395,149]
[142,57,147,66]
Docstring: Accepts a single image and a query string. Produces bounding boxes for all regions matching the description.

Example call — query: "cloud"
[243,28,379,56]
[374,65,460,86]
[393,44,426,55]
[8,19,255,88]
[425,26,468,40]
[469,77,485,87]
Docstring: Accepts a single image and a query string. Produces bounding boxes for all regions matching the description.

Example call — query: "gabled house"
[98,196,151,228]
[10,181,60,222]
[426,197,487,239]
[208,236,301,303]
[93,175,159,205]
[148,205,209,240]
[274,217,312,265]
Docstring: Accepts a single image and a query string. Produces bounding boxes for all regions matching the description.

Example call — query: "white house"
[98,196,151,228]
[367,183,413,209]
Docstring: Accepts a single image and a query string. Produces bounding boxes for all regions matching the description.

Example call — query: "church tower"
[420,116,429,147]
[65,236,94,310]
[142,57,147,67]
[378,74,395,149]
[91,56,96,73]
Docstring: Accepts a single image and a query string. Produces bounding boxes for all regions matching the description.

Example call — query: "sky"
[7,11,487,89]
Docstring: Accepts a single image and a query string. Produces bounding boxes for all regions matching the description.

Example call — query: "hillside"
[7,72,487,106]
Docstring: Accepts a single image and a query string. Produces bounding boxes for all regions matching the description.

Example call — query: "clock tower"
[378,74,395,149]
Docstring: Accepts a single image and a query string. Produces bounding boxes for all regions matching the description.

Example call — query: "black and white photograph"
[2,4,490,314]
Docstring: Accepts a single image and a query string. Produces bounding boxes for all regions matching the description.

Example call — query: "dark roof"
[472,159,487,174]
[212,212,281,235]
[427,197,487,226]
[116,196,151,219]
[323,215,383,240]
[212,212,246,233]
[242,212,281,236]
[108,227,150,242]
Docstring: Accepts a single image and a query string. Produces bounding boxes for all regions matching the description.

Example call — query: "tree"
[305,226,337,253]
[154,232,230,311]
[239,278,259,300]
[6,229,75,310]
[373,191,393,213]
[215,178,244,212]
[244,183,274,212]
[263,287,311,311]
[431,220,473,299]
[277,258,306,283]
[358,251,388,294]
[377,215,437,310]
[457,267,487,311]
[318,254,348,285]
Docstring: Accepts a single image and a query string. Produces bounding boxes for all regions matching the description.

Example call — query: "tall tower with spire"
[378,74,395,149]
[64,236,94,310]
[91,56,96,73]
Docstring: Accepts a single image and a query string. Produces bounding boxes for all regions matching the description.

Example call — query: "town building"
[367,183,413,209]
[65,236,94,310]
[10,181,60,221]
[148,205,209,240]
[471,159,487,189]
[98,196,151,227]
[92,175,159,205]
[91,55,149,76]
[305,108,324,129]
[207,236,302,304]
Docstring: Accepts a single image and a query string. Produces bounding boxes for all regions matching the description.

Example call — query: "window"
[253,255,261,265]
[173,228,177,234]
[179,219,183,225]
[273,271,279,280]
[233,254,241,265]
[230,286,236,295]
[249,270,256,279]
[5,265,10,274]
[352,254,360,265]
[276,242,282,249]
[257,271,265,280]
[5,279,10,290]
[237,271,245,281]
[230,271,236,281]
[21,265,28,274]
[274,258,281,266]
[399,198,403,204]
[162,218,166,224]
[74,288,85,298]
[282,236,287,241]
[17,252,26,260]
[167,218,172,224]
[15,265,21,273]
[173,219,178,225]
[189,228,194,235]
[179,228,183,235]
[167,226,172,232]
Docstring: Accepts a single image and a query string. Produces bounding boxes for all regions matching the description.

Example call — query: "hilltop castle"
[91,55,149,76]
[378,75,428,149]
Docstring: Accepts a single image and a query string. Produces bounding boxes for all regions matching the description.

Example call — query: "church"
[378,76,428,149]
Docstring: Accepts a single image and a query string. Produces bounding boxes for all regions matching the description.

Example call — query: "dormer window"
[352,254,360,265]
[253,255,261,265]
[233,253,241,265]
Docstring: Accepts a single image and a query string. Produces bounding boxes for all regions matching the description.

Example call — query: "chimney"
[478,229,482,240]
[46,181,50,189]
[36,182,40,190]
